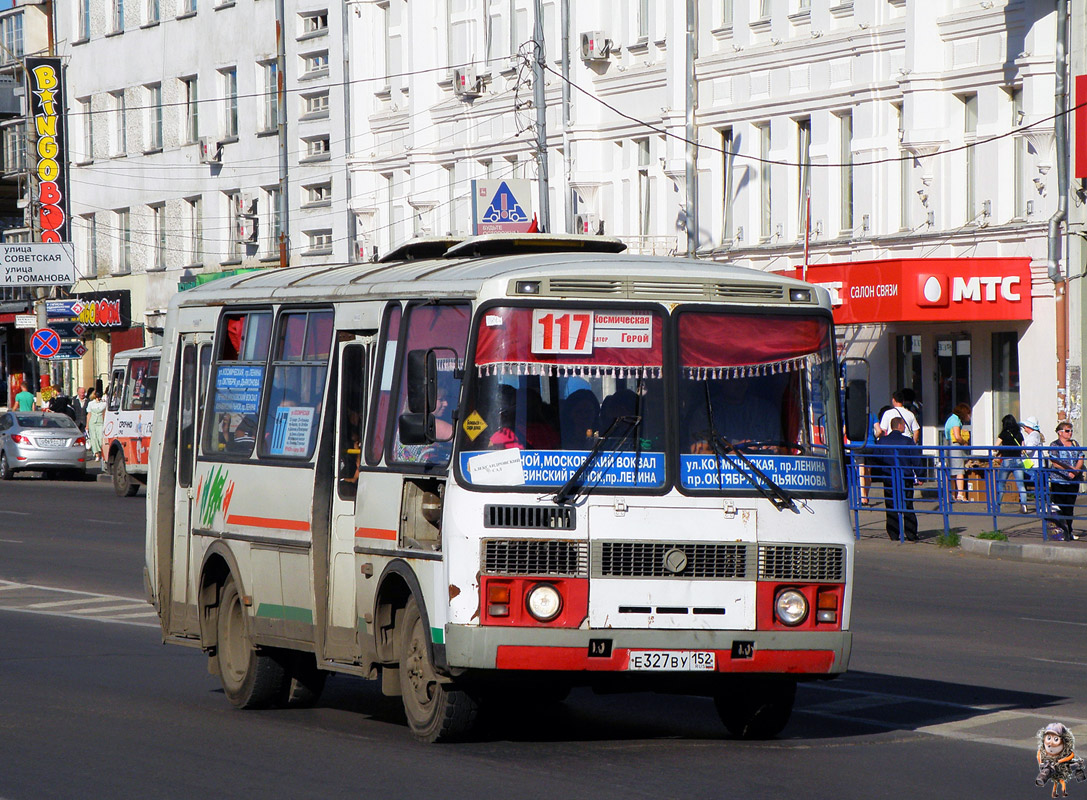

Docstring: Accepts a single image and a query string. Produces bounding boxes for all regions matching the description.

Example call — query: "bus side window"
[203,310,273,457]
[364,304,401,466]
[178,344,197,488]
[107,370,124,412]
[337,344,367,499]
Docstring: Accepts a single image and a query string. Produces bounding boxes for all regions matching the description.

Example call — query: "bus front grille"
[482,539,588,577]
[758,544,846,582]
[484,504,576,530]
[592,542,753,579]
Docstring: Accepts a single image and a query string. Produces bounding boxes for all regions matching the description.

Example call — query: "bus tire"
[111,452,140,497]
[714,677,796,739]
[283,652,327,708]
[216,575,289,709]
[398,597,477,742]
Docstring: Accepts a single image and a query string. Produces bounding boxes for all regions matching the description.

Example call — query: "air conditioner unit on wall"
[452,66,482,98]
[198,137,221,164]
[574,212,601,235]
[580,31,611,61]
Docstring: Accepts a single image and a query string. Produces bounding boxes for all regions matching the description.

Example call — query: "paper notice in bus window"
[213,365,264,414]
[270,406,315,456]
[592,311,652,348]
[465,449,525,485]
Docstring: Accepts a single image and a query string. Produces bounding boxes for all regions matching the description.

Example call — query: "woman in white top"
[86,389,107,462]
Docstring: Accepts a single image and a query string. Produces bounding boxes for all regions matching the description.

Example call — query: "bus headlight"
[774,589,808,626]
[525,583,563,622]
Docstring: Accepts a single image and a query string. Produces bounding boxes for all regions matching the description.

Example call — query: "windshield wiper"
[703,384,798,513]
[552,414,640,505]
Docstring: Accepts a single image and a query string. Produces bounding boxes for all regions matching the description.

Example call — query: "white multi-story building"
[33,0,1074,440]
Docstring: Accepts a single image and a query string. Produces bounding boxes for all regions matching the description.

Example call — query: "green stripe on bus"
[357,616,368,632]
[255,604,314,624]
[431,627,444,644]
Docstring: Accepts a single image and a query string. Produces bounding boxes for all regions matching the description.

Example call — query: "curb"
[959,534,1087,566]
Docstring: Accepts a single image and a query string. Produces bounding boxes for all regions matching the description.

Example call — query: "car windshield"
[17,415,77,429]
[676,310,845,495]
[457,306,666,491]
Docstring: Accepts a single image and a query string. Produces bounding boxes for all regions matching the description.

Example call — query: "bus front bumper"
[442,626,852,676]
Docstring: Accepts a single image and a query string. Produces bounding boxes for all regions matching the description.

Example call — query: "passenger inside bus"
[684,373,799,454]
[559,389,599,450]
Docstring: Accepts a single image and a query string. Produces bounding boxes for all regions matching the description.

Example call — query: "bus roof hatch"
[442,233,628,259]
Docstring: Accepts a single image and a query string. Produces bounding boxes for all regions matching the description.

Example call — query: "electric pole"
[532,0,551,232]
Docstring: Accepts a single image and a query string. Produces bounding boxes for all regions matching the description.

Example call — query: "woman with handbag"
[944,403,972,502]
[996,414,1029,513]
[1046,422,1085,540]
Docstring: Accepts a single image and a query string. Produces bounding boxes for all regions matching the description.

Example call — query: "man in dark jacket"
[870,417,925,541]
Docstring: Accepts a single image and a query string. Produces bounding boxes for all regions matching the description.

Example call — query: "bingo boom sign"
[25,58,69,244]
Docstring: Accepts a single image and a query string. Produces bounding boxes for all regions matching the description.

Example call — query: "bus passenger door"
[172,337,211,635]
[326,336,371,660]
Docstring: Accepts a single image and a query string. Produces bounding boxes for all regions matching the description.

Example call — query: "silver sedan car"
[0,411,87,479]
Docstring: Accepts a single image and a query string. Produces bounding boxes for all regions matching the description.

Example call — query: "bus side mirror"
[399,412,435,445]
[844,379,868,443]
[406,349,437,414]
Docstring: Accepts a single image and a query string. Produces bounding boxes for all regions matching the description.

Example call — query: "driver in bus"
[685,374,790,454]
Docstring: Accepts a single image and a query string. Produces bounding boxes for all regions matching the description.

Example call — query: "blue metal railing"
[845,444,1084,542]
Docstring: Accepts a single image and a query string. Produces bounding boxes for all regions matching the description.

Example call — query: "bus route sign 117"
[0,243,76,286]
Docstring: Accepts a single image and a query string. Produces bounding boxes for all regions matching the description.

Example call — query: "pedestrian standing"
[73,386,88,431]
[877,391,920,442]
[944,402,972,502]
[870,417,924,541]
[995,414,1029,513]
[1021,416,1044,500]
[1045,422,1084,541]
[86,389,107,463]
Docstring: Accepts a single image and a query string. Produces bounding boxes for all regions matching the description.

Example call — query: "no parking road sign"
[30,327,61,359]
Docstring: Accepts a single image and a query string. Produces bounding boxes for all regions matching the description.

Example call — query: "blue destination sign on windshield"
[213,365,264,414]
[680,454,833,490]
[461,450,664,488]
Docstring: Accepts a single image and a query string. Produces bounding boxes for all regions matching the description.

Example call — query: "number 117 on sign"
[531,309,594,355]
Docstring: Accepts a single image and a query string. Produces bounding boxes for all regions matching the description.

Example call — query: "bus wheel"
[283,652,327,708]
[111,453,139,497]
[398,597,477,742]
[216,575,289,709]
[714,677,796,739]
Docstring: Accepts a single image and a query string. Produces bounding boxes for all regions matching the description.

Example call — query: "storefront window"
[894,334,923,423]
[936,335,971,442]
[992,331,1020,424]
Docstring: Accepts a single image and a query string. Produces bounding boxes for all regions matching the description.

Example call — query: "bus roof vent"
[378,236,465,263]
[545,277,624,295]
[713,282,787,302]
[443,233,627,259]
[627,279,708,299]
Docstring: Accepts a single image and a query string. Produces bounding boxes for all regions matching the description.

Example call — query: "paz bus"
[104,345,161,496]
[145,234,856,742]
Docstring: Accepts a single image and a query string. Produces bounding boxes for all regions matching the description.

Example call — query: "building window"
[262,61,278,131]
[448,0,476,68]
[302,51,329,76]
[759,0,771,18]
[83,214,98,276]
[963,93,978,222]
[225,191,241,257]
[183,0,197,14]
[636,138,651,236]
[112,0,124,32]
[150,204,166,270]
[796,117,811,240]
[306,230,333,253]
[721,0,733,26]
[303,92,328,116]
[264,186,281,256]
[221,68,238,138]
[78,0,91,40]
[1,13,24,61]
[186,196,202,264]
[112,91,127,155]
[304,135,330,159]
[2,123,25,174]
[636,0,649,39]
[147,83,162,150]
[182,77,198,142]
[1011,88,1026,219]
[116,209,131,273]
[146,0,160,24]
[80,99,93,161]
[304,182,332,206]
[759,122,772,240]
[992,331,1020,425]
[839,112,853,234]
[895,103,909,230]
[301,11,327,34]
[721,128,736,242]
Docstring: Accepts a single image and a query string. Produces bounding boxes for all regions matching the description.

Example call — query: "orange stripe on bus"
[355,527,397,540]
[226,515,311,532]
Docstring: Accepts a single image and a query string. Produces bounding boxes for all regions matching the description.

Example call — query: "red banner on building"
[782,258,1033,325]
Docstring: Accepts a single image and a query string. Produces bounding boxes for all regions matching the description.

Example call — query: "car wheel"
[0,451,12,480]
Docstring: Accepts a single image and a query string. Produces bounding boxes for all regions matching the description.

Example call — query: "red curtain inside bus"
[678,314,829,373]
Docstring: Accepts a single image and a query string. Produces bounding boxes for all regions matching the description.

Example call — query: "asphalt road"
[1,475,1085,798]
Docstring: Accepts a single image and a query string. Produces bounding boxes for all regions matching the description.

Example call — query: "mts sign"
[784,257,1032,325]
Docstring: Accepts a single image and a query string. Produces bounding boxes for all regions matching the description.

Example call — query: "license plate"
[627,650,716,671]
[40,438,66,448]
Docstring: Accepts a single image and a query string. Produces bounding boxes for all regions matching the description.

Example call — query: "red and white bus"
[104,345,160,496]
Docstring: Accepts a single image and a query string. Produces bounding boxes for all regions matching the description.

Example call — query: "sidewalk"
[853,505,1087,567]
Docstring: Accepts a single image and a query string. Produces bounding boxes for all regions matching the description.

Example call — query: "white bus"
[146,235,856,742]
[105,345,161,496]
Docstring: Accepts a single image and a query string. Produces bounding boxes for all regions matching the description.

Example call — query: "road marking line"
[111,610,158,619]
[1030,656,1087,667]
[71,603,151,614]
[0,509,31,515]
[25,597,118,609]
[0,538,24,543]
[0,583,27,591]
[0,606,159,629]
[1019,616,1087,627]
[0,579,145,603]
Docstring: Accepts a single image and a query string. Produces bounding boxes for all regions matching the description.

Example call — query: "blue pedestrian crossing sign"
[473,179,534,234]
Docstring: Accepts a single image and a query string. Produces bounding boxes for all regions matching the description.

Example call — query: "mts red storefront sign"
[783,258,1033,325]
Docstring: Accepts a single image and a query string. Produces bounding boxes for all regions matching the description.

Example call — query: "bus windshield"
[676,310,844,495]
[457,306,666,490]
